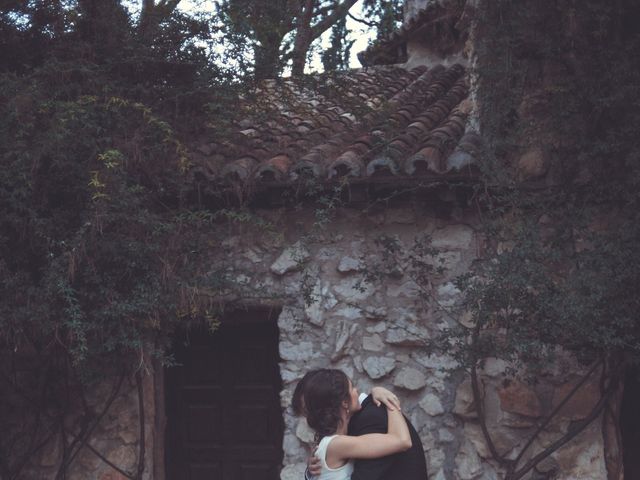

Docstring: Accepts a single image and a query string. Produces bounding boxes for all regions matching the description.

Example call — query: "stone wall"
[195,196,610,480]
[2,192,613,479]
[263,201,480,479]
[1,357,157,480]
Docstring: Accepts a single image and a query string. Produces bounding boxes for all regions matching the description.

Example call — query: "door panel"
[165,312,283,480]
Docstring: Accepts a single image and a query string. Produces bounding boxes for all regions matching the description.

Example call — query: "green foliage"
[446,0,640,371]
[215,0,402,77]
[321,16,354,72]
[362,0,402,41]
[0,1,244,373]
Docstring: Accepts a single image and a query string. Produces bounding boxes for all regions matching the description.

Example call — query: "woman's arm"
[370,386,401,411]
[327,406,412,465]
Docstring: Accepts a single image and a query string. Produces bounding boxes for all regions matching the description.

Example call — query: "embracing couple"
[293,369,428,480]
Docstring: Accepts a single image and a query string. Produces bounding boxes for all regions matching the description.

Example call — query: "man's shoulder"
[361,400,386,415]
[350,397,387,428]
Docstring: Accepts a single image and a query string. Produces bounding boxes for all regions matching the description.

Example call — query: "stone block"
[387,280,421,299]
[365,321,386,333]
[434,469,447,480]
[436,282,461,308]
[118,430,137,445]
[337,256,364,273]
[278,307,303,331]
[107,445,137,471]
[455,439,483,480]
[499,411,537,428]
[453,378,482,419]
[431,225,474,251]
[334,306,362,321]
[551,378,600,420]
[280,368,301,385]
[281,463,307,480]
[385,323,429,347]
[280,341,315,361]
[270,242,310,275]
[363,356,396,379]
[438,428,455,443]
[517,148,549,181]
[552,422,607,480]
[386,208,415,224]
[428,251,462,273]
[393,367,427,391]
[480,358,508,378]
[498,381,542,418]
[40,438,61,467]
[242,248,262,263]
[333,277,375,301]
[428,448,446,472]
[419,393,445,416]
[100,473,129,480]
[413,352,459,371]
[304,281,337,326]
[295,418,315,444]
[463,423,491,459]
[362,334,384,352]
[332,321,357,361]
[362,306,388,320]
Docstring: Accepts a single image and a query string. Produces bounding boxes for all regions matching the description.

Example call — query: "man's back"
[348,396,428,480]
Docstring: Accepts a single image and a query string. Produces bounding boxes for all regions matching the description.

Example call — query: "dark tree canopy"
[216,0,402,78]
[2,1,639,478]
[0,0,402,373]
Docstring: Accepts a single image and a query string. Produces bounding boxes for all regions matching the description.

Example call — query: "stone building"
[10,1,636,479]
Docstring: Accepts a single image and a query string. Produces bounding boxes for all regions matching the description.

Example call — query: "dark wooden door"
[165,313,283,480]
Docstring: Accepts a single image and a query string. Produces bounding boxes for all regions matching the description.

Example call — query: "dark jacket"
[348,395,428,480]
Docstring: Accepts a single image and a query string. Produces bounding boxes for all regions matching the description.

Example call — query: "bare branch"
[510,358,603,470]
[347,12,377,28]
[310,0,359,40]
[470,362,509,465]
[508,384,614,480]
[83,442,135,480]
[135,370,146,479]
[64,369,126,471]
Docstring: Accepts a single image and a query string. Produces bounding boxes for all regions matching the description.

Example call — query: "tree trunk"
[138,0,182,45]
[290,0,360,76]
[291,0,315,76]
[254,43,284,80]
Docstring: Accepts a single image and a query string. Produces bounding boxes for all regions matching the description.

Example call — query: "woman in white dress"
[299,368,412,480]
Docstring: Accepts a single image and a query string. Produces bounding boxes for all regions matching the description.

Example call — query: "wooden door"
[165,312,283,480]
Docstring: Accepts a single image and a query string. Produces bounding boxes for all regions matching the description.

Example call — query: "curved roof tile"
[189,64,480,189]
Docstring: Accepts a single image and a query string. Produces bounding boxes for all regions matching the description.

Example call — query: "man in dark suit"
[293,370,428,480]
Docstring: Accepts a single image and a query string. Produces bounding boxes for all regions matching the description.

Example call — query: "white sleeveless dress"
[313,435,354,480]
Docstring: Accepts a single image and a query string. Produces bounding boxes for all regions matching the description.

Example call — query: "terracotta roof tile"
[189,64,479,188]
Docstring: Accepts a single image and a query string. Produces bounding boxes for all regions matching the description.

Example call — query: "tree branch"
[509,358,603,470]
[141,0,155,15]
[63,369,126,471]
[310,0,359,40]
[84,442,135,480]
[470,361,509,465]
[508,382,614,480]
[347,12,377,28]
[135,369,146,479]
